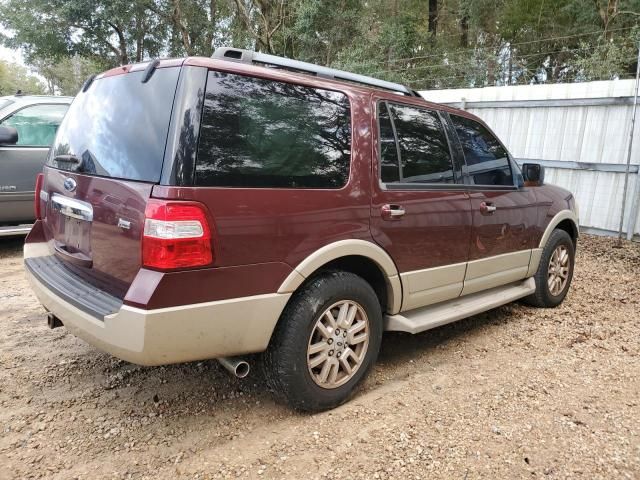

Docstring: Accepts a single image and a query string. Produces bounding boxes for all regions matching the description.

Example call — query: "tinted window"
[451,115,513,186]
[379,102,454,184]
[49,68,180,182]
[1,104,68,146]
[378,102,400,183]
[195,71,351,189]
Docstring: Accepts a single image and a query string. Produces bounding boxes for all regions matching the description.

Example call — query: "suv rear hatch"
[37,64,181,301]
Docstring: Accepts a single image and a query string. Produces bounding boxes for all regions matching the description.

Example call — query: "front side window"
[378,101,455,184]
[450,115,513,186]
[195,71,351,189]
[1,104,68,146]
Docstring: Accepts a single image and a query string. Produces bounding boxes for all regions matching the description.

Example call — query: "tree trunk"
[428,0,438,36]
[135,12,145,62]
[107,22,129,65]
[173,0,193,55]
[460,14,468,47]
[203,0,217,56]
[595,0,619,41]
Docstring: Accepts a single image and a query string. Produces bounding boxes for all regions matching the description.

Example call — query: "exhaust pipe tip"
[217,357,250,378]
[47,313,63,329]
[234,361,250,378]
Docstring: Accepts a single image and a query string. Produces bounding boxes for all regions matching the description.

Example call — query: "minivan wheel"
[523,229,575,308]
[263,271,382,412]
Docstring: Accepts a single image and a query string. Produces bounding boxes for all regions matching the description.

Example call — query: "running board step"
[384,277,536,334]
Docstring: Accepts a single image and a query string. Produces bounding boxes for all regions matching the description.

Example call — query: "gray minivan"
[0,95,71,234]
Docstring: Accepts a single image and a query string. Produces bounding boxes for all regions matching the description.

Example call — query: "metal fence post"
[622,42,640,241]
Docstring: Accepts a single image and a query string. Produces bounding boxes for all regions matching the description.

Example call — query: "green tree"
[0,60,46,95]
[34,56,107,95]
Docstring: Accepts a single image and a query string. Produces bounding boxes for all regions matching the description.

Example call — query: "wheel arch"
[527,210,579,277]
[539,210,579,249]
[277,239,402,314]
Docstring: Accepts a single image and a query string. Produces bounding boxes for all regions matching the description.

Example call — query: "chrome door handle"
[479,201,497,215]
[51,193,94,222]
[381,204,406,220]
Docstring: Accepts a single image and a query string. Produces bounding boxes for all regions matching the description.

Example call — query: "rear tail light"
[142,199,213,270]
[34,173,44,219]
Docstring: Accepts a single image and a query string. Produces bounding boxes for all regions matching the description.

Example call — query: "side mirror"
[522,163,545,186]
[0,125,18,145]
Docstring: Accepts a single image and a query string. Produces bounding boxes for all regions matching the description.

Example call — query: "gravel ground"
[0,234,638,480]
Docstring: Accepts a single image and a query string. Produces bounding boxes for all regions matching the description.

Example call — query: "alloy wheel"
[547,244,570,296]
[307,300,370,389]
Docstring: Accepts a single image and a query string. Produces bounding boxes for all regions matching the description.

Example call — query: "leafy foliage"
[0,60,45,95]
[0,0,638,93]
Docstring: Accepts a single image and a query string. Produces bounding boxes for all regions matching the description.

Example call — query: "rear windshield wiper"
[53,154,80,164]
[53,154,84,172]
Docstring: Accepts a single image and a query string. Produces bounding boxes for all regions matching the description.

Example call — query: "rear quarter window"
[195,71,351,189]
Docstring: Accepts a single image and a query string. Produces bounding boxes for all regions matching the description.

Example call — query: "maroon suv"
[24,48,578,411]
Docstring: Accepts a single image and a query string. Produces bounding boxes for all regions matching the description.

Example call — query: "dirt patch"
[1,235,638,479]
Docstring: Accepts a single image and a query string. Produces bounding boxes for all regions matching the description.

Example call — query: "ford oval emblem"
[63,177,77,192]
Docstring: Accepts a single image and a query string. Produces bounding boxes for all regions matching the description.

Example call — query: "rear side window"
[450,115,513,186]
[195,71,351,189]
[1,104,68,146]
[378,101,455,184]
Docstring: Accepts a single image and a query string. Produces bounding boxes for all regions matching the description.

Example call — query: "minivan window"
[195,71,351,189]
[450,114,513,186]
[1,104,68,146]
[48,68,180,182]
[379,101,455,184]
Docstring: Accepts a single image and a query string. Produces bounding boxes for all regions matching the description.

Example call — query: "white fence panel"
[420,80,640,238]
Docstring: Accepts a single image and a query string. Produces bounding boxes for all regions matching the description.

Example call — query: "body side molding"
[277,239,402,314]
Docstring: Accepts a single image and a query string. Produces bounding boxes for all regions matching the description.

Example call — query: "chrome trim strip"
[0,225,32,237]
[51,193,93,222]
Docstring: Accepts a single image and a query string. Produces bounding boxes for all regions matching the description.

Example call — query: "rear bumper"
[24,244,290,366]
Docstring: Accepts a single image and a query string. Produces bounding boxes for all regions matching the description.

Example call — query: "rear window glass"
[195,71,351,189]
[48,68,180,182]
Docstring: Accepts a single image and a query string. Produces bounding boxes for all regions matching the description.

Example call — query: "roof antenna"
[141,59,160,83]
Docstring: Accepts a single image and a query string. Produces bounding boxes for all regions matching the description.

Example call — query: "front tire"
[263,271,383,412]
[523,229,575,308]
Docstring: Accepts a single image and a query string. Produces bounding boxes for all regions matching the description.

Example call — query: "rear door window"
[378,101,455,184]
[1,104,68,146]
[450,114,513,186]
[195,71,351,189]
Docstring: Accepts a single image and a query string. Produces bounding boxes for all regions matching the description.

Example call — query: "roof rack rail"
[212,47,416,97]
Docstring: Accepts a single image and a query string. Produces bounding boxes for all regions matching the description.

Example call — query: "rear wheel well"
[310,255,389,313]
[555,219,578,247]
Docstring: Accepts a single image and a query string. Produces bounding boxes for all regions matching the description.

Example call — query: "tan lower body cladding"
[400,249,533,312]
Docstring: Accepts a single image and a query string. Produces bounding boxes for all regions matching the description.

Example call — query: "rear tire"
[523,229,575,308]
[263,271,383,412]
